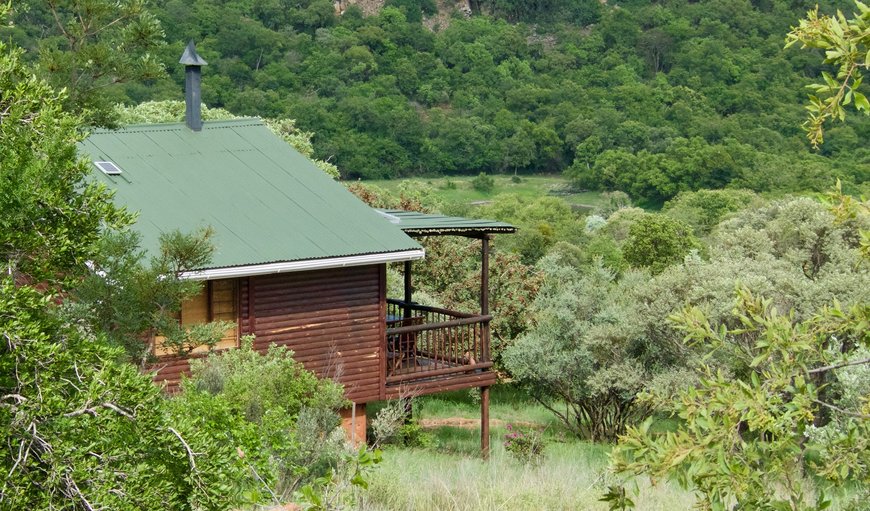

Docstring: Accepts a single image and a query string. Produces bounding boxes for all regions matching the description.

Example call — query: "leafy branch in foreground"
[786,1,870,148]
[33,0,166,126]
[609,286,869,511]
[69,227,230,363]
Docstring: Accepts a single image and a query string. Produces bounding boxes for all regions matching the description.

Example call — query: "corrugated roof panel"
[80,120,420,270]
[376,209,517,237]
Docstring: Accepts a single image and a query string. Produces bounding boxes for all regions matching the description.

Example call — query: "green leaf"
[854,92,869,112]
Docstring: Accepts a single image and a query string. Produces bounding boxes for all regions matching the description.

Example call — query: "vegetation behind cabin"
[2,0,870,509]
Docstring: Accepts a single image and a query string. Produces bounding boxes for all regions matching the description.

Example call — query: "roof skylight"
[94,161,123,176]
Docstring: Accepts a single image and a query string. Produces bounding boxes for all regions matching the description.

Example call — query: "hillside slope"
[7,0,868,201]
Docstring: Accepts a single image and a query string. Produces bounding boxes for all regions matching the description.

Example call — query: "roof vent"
[94,161,123,176]
[180,40,208,132]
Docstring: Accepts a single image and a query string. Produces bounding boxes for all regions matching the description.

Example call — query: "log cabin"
[78,42,515,455]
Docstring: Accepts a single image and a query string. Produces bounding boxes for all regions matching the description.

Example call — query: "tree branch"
[812,399,870,420]
[168,427,197,471]
[807,356,870,375]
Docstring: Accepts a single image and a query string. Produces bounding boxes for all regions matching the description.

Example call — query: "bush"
[622,213,700,274]
[663,189,759,235]
[511,175,522,183]
[503,424,546,466]
[370,400,434,448]
[502,261,680,441]
[472,172,495,193]
[176,338,349,498]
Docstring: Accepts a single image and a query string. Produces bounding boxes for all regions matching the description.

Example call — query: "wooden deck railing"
[385,299,492,385]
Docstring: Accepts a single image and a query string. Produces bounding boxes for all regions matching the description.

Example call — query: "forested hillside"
[6,0,869,202]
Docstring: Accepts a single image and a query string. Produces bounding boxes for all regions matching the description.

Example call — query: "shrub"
[176,339,349,498]
[370,400,434,448]
[585,214,607,233]
[622,213,700,274]
[511,175,522,183]
[472,172,495,193]
[502,261,681,441]
[663,188,759,235]
[503,424,546,466]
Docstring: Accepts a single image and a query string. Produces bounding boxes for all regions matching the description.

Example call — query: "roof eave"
[180,249,425,280]
[402,227,517,238]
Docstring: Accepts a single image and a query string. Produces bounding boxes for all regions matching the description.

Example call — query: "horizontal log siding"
[249,266,383,403]
[149,354,202,393]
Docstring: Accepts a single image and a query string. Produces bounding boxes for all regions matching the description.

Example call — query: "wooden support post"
[403,260,412,318]
[480,236,490,315]
[481,385,490,459]
[480,235,491,362]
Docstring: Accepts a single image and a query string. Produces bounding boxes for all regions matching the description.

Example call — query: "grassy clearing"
[357,443,699,511]
[364,174,607,211]
[415,386,558,427]
[361,385,695,510]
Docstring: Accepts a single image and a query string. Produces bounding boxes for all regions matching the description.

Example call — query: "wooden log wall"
[150,265,386,401]
[243,265,385,403]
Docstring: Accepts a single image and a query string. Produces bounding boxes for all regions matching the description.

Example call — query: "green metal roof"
[376,209,516,237]
[80,119,421,271]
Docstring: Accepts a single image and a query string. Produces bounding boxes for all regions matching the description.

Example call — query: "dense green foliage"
[786,1,870,147]
[605,182,870,509]
[503,191,870,443]
[6,0,868,202]
[0,38,130,285]
[621,214,699,274]
[1,280,224,509]
[174,341,349,502]
[8,0,166,126]
[0,28,228,509]
[613,288,870,510]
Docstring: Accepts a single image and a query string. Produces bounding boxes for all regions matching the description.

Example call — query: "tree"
[606,190,870,509]
[0,22,240,509]
[22,0,166,126]
[0,279,232,510]
[611,287,870,511]
[662,188,761,235]
[0,30,130,287]
[622,214,700,274]
[69,228,230,364]
[786,1,870,148]
[502,251,694,442]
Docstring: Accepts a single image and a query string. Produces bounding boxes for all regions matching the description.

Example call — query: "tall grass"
[358,441,694,511]
[360,386,695,510]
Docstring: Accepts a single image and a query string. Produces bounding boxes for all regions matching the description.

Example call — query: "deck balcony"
[384,299,494,396]
[374,208,517,454]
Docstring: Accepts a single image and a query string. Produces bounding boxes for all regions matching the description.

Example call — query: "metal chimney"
[179,40,208,131]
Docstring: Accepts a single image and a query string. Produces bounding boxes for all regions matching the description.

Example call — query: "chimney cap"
[179,40,208,66]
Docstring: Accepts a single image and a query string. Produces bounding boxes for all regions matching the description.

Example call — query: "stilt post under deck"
[481,385,490,459]
[403,260,412,318]
[480,235,491,361]
[480,236,490,315]
[480,236,491,458]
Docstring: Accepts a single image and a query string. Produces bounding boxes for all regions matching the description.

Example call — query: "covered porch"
[377,209,516,456]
